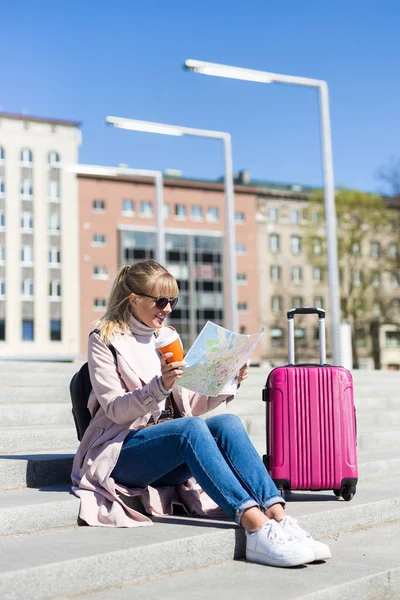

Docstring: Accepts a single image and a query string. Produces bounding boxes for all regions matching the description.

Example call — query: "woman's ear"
[129,293,138,307]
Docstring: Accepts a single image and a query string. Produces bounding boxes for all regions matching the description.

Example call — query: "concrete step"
[0,426,78,454]
[0,403,73,426]
[1,476,400,598]
[0,373,73,387]
[0,387,71,402]
[0,361,83,374]
[79,521,400,600]
[0,450,75,490]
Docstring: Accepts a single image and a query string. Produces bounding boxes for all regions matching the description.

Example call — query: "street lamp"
[105,115,238,333]
[184,59,341,365]
[68,163,165,265]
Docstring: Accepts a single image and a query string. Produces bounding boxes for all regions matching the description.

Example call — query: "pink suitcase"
[263,307,358,501]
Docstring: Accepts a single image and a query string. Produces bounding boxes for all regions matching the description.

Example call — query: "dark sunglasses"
[134,292,179,310]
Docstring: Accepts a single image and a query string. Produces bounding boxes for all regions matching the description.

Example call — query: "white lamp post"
[68,163,165,265]
[105,115,238,333]
[184,59,341,365]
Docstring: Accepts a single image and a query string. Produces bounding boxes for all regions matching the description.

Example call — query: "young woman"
[71,259,331,568]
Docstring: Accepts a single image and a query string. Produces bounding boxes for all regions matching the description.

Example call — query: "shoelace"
[261,521,295,543]
[281,517,312,539]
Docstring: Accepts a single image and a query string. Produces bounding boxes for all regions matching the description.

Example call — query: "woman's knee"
[179,416,209,437]
[207,413,244,433]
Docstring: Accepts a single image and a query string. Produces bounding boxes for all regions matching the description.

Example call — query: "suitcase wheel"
[333,489,342,498]
[334,486,356,501]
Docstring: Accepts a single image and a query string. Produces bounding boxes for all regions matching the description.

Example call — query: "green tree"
[304,189,393,368]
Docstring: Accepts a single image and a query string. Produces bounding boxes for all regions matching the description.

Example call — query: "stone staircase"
[1,362,400,599]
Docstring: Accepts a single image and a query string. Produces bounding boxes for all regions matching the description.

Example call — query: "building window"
[311,210,320,224]
[314,296,324,309]
[355,328,367,348]
[270,265,281,283]
[93,199,106,213]
[207,207,219,222]
[271,327,284,348]
[235,211,245,223]
[49,213,61,231]
[269,234,280,253]
[21,279,34,297]
[20,148,33,164]
[0,178,4,196]
[93,297,107,311]
[93,265,109,279]
[313,267,323,283]
[292,296,304,308]
[290,208,300,224]
[48,181,60,200]
[50,319,62,341]
[92,234,107,246]
[21,212,33,230]
[163,203,170,218]
[371,242,380,258]
[372,272,380,287]
[48,247,61,265]
[22,319,34,341]
[122,199,134,215]
[0,147,4,162]
[175,204,187,219]
[49,280,61,298]
[191,205,203,220]
[271,296,282,312]
[386,331,400,348]
[268,207,278,222]
[291,235,301,255]
[48,151,60,165]
[21,246,34,264]
[0,211,4,228]
[236,243,247,254]
[237,273,247,283]
[0,279,5,296]
[388,243,398,259]
[140,201,153,217]
[372,301,381,316]
[353,269,362,286]
[0,318,5,340]
[20,179,33,197]
[292,266,303,283]
[0,245,5,262]
[391,273,399,289]
[295,327,306,346]
[238,302,248,312]
[312,238,322,255]
[352,242,360,255]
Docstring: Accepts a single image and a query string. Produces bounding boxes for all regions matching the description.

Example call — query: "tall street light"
[68,163,165,265]
[105,115,238,333]
[184,59,341,365]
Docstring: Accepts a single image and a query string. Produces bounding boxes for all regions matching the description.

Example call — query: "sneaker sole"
[246,548,315,568]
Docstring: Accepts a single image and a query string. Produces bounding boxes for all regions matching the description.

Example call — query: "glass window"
[20,179,33,196]
[290,208,300,224]
[391,273,399,288]
[312,238,322,255]
[0,147,4,162]
[271,296,282,312]
[268,207,278,222]
[48,151,60,165]
[92,234,107,246]
[163,203,170,218]
[48,247,61,264]
[48,181,60,200]
[371,242,380,258]
[49,213,61,231]
[292,296,304,307]
[94,297,107,310]
[175,204,187,218]
[238,302,248,312]
[314,296,324,309]
[313,267,323,283]
[21,279,34,297]
[0,245,5,262]
[140,201,153,217]
[294,327,306,346]
[21,212,33,230]
[21,246,34,264]
[386,331,400,348]
[372,272,380,287]
[49,280,61,297]
[22,319,34,341]
[93,199,106,212]
[235,211,245,223]
[0,211,4,228]
[0,178,4,196]
[389,243,398,259]
[237,273,247,283]
[355,327,367,348]
[191,205,203,220]
[270,265,281,283]
[122,199,134,214]
[311,210,320,224]
[292,266,303,283]
[352,242,360,255]
[0,318,5,340]
[50,319,62,341]
[269,234,280,253]
[291,236,301,255]
[207,207,219,222]
[93,265,108,277]
[20,148,33,164]
[353,269,362,286]
[271,327,284,347]
[0,279,5,296]
[236,243,247,254]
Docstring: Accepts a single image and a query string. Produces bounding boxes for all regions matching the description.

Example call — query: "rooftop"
[0,112,81,128]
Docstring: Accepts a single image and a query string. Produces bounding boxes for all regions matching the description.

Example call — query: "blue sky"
[1,0,399,191]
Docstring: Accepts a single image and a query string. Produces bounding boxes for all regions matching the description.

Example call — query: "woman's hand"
[160,353,186,390]
[236,360,250,388]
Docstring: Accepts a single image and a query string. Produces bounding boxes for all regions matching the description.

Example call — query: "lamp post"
[105,116,238,333]
[184,59,341,365]
[68,163,165,265]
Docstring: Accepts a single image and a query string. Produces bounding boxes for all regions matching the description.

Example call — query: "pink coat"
[71,328,234,527]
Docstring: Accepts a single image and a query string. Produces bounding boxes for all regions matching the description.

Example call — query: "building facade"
[0,113,81,359]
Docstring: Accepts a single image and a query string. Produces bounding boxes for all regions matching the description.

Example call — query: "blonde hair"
[96,259,178,342]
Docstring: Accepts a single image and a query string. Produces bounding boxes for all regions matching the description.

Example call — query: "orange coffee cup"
[155,328,184,364]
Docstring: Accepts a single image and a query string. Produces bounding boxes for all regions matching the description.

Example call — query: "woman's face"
[131,290,177,328]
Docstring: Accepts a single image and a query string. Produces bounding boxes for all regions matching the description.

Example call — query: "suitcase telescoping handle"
[287,307,326,365]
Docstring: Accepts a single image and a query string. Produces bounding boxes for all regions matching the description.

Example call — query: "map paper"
[177,321,264,396]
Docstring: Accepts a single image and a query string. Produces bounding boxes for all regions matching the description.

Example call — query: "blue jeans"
[111,413,283,525]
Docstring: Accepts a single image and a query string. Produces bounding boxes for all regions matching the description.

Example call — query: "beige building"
[0,113,81,359]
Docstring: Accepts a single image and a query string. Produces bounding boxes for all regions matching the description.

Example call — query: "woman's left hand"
[236,360,250,387]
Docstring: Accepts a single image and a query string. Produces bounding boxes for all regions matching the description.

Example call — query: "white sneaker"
[245,520,315,567]
[278,516,332,561]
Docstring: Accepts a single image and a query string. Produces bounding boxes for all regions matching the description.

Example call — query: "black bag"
[69,331,116,441]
